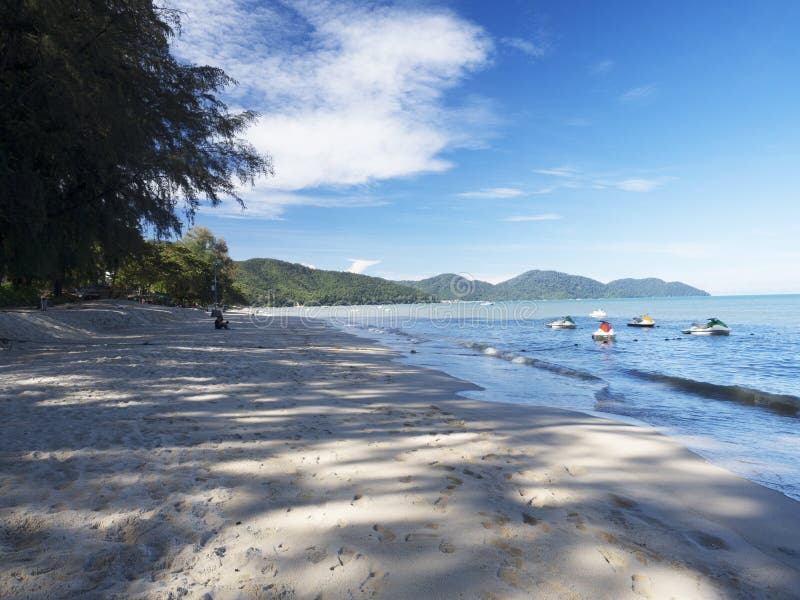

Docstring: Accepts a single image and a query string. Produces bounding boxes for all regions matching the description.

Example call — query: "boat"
[590,309,607,318]
[627,314,655,327]
[547,316,576,329]
[480,301,495,306]
[681,318,730,336]
[592,321,616,341]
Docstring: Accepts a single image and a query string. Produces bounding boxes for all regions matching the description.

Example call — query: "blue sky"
[170,0,800,295]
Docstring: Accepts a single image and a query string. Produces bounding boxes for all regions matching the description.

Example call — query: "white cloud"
[300,263,316,269]
[456,187,524,199]
[347,258,381,274]
[208,191,388,220]
[619,83,658,104]
[615,178,665,192]
[170,0,493,197]
[501,214,562,222]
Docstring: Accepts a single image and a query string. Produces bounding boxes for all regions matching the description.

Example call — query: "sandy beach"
[1,301,799,599]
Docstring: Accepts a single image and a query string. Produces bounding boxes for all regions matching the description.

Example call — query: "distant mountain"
[496,270,606,300]
[234,258,435,306]
[603,277,707,298]
[396,273,495,301]
[399,270,708,300]
[232,259,707,306]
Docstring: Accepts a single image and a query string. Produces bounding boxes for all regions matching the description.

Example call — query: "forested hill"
[234,258,436,306]
[399,270,708,300]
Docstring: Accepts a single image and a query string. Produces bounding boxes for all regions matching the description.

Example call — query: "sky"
[168,0,800,295]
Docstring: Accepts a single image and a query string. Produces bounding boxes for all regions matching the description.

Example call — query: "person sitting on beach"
[214,314,229,330]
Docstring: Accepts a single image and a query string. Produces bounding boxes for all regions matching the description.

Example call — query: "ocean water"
[254,295,800,501]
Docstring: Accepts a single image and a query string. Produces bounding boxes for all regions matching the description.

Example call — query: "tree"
[0,1,272,291]
[176,226,237,304]
[115,227,244,306]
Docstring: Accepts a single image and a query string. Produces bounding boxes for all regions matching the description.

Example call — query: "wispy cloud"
[501,36,548,58]
[534,167,578,178]
[456,187,525,199]
[589,59,615,76]
[347,258,381,274]
[209,191,389,220]
[619,83,658,104]
[170,0,494,196]
[614,178,665,192]
[501,214,562,222]
[533,166,673,194]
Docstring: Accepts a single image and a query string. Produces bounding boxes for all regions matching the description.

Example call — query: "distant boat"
[628,314,655,327]
[547,316,577,329]
[590,309,607,318]
[681,318,730,336]
[592,321,616,341]
[480,301,495,306]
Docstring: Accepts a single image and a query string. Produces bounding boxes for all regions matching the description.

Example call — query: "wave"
[347,323,429,344]
[462,342,602,382]
[627,369,800,417]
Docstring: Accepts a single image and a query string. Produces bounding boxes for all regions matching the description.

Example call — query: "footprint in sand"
[359,567,387,597]
[610,493,637,509]
[305,545,328,563]
[497,565,521,588]
[438,539,456,553]
[372,524,396,543]
[567,512,587,530]
[329,546,358,571]
[688,531,729,550]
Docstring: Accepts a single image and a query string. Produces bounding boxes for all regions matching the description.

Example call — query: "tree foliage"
[115,227,244,306]
[0,1,271,288]
[235,258,437,306]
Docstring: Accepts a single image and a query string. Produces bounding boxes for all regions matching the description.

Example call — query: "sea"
[254,295,800,501]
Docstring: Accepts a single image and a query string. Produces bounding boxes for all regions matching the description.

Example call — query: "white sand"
[1,301,799,599]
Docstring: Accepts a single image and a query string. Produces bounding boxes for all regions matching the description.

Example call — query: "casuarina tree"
[0,1,272,292]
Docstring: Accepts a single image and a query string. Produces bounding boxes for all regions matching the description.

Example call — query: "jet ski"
[590,309,607,318]
[592,321,616,341]
[547,316,576,329]
[627,314,655,327]
[681,318,730,336]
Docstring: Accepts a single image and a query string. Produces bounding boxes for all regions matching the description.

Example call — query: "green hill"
[602,277,707,298]
[400,270,708,300]
[495,270,606,300]
[234,258,436,306]
[396,273,496,301]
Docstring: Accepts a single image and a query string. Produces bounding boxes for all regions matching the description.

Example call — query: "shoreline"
[2,301,799,598]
